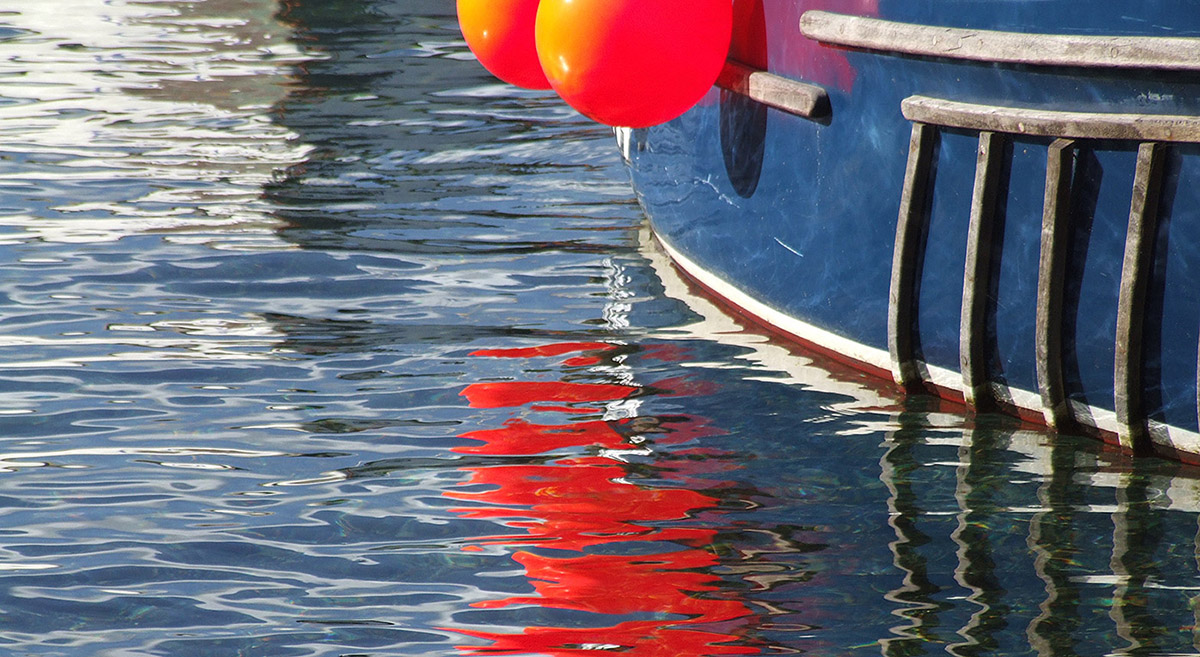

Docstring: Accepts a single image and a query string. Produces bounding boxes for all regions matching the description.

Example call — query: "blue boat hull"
[622,1,1200,458]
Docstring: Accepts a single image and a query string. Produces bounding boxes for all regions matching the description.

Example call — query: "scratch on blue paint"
[774,236,803,258]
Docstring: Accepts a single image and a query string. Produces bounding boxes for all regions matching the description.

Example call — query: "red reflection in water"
[446,457,719,551]
[476,550,741,616]
[456,618,756,657]
[470,342,618,367]
[447,342,758,656]
[461,381,636,411]
[454,419,628,456]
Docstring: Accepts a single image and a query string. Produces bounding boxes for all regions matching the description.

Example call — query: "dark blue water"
[1,2,1199,656]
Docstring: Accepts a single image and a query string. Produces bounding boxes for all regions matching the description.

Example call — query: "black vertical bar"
[1115,142,1165,454]
[961,131,1005,409]
[1036,139,1076,430]
[889,122,935,389]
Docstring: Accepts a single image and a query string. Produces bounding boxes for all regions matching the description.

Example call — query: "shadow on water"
[266,0,628,257]
[257,0,641,359]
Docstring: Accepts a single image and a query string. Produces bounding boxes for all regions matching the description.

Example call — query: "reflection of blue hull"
[621,5,1200,459]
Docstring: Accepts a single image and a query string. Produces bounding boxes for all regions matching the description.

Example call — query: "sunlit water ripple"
[1,1,1199,656]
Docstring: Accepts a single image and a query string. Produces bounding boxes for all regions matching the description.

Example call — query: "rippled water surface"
[2,2,1200,656]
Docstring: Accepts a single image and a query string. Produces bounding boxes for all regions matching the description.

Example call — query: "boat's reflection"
[418,329,1200,657]
[449,341,760,656]
[881,415,1200,657]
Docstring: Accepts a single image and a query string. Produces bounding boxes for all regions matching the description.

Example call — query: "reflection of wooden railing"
[890,97,1200,453]
[800,10,1200,71]
[882,421,1200,656]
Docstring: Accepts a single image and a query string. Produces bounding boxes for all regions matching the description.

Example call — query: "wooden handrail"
[901,96,1200,143]
[715,60,829,119]
[801,10,1200,71]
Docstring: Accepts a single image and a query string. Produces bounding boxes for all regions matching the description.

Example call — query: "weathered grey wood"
[800,10,1200,71]
[716,60,830,119]
[902,96,1200,144]
[1114,142,1165,454]
[961,132,1005,409]
[1035,139,1076,430]
[889,122,935,389]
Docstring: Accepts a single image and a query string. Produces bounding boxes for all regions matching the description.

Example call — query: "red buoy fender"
[534,0,733,128]
[457,0,551,90]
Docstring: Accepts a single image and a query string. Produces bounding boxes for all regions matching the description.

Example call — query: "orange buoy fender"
[457,0,551,90]
[534,0,733,128]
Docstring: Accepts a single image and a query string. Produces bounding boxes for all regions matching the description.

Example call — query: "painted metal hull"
[620,2,1200,459]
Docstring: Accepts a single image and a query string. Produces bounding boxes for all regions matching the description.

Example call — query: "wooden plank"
[1035,139,1076,430]
[1114,142,1166,454]
[715,60,830,119]
[888,122,936,389]
[902,96,1200,144]
[960,131,1005,409]
[800,10,1200,71]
